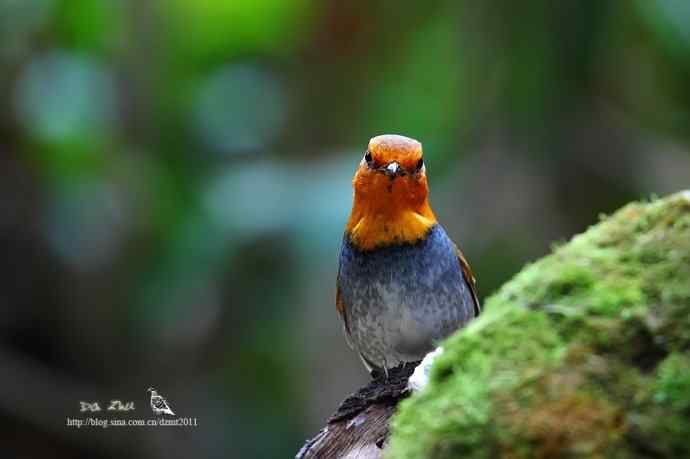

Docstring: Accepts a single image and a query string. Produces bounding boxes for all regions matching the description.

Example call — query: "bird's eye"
[415,158,424,171]
[364,151,373,164]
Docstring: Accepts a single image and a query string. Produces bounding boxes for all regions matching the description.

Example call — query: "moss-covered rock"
[387,191,690,459]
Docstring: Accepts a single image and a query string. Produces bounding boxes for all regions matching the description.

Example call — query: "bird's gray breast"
[338,224,476,369]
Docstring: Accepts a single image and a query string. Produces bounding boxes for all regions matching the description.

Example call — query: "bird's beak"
[384,161,400,177]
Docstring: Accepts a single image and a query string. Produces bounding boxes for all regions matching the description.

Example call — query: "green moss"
[654,353,690,411]
[387,191,690,459]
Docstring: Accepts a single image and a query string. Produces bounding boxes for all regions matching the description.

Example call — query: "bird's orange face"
[346,135,436,250]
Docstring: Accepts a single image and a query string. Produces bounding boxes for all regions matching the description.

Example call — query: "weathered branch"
[296,364,416,459]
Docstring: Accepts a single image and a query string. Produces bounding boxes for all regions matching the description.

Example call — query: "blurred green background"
[0,0,689,457]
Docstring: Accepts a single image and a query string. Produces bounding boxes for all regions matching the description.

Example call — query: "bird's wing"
[154,396,175,414]
[454,244,481,317]
[151,395,168,410]
[337,277,377,373]
[335,283,354,350]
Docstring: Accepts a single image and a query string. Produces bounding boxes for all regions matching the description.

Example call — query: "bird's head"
[147,387,155,393]
[346,134,436,250]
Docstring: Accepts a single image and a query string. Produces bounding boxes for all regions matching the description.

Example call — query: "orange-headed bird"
[337,134,480,374]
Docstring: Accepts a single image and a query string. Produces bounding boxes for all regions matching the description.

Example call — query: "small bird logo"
[337,134,480,374]
[147,387,175,416]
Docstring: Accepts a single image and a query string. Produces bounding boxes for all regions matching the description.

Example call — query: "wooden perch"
[296,363,417,459]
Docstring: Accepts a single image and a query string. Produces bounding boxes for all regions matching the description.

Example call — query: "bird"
[336,134,480,375]
[147,387,175,416]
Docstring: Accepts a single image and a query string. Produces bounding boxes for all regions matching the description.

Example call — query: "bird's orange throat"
[345,168,437,251]
[347,209,436,251]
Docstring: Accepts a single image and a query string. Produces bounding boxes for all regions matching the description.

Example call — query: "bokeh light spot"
[14,50,116,143]
[45,180,129,271]
[193,65,287,154]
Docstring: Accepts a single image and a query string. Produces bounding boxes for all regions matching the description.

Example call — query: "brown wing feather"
[335,285,348,330]
[454,244,481,316]
[336,283,355,350]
